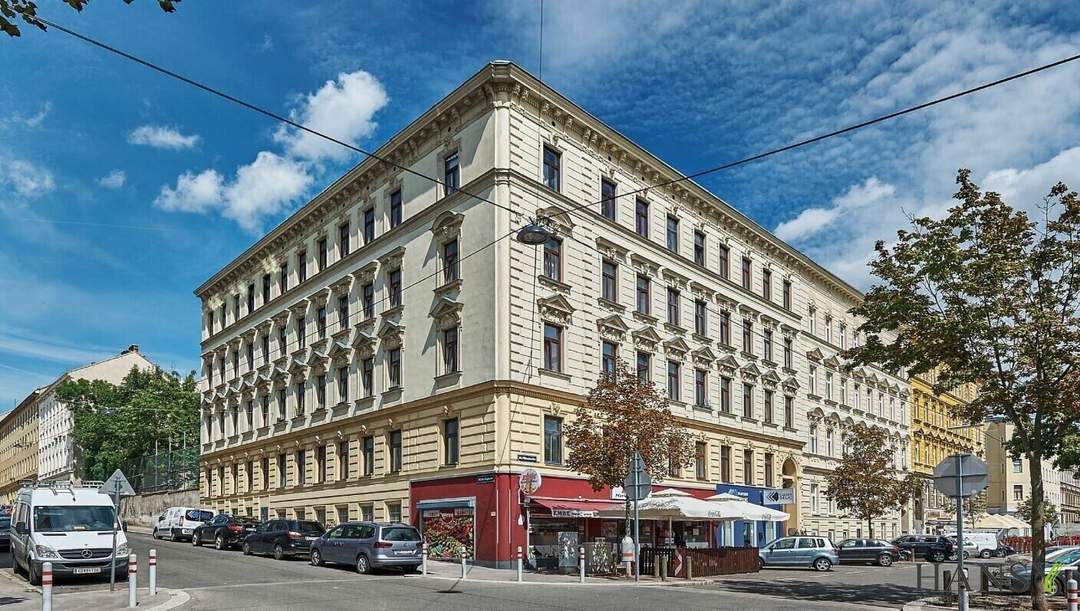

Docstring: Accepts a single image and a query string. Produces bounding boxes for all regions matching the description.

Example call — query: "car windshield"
[382,527,420,542]
[34,505,115,532]
[186,510,214,522]
[295,521,325,535]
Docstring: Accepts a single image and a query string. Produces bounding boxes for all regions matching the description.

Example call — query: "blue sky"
[2,0,1079,407]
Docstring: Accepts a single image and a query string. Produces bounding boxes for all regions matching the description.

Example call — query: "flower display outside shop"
[422,510,475,559]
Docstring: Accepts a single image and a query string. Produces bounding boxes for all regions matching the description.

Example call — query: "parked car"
[1005,547,1080,596]
[945,536,973,561]
[153,507,215,542]
[892,535,953,562]
[191,514,259,550]
[996,542,1018,557]
[836,539,900,567]
[759,536,838,571]
[9,482,129,586]
[309,522,422,574]
[242,519,325,560]
[0,515,10,550]
[944,533,1000,559]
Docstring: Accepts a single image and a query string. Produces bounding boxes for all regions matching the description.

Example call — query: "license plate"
[182,529,192,534]
[73,567,101,575]
[395,550,414,556]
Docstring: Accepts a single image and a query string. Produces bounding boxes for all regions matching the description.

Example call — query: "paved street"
[0,532,997,609]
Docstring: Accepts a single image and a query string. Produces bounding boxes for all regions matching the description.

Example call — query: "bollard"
[128,553,137,609]
[686,555,693,580]
[660,556,668,581]
[42,562,53,611]
[579,546,585,584]
[1068,578,1078,611]
[149,548,157,597]
[421,543,428,576]
[516,546,523,583]
[460,546,467,580]
[653,557,660,579]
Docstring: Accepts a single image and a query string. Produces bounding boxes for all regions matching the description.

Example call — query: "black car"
[192,514,258,550]
[242,519,325,560]
[0,515,9,549]
[836,539,901,567]
[892,535,953,562]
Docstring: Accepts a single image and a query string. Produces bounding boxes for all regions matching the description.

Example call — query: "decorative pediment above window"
[780,323,799,336]
[330,276,352,295]
[741,362,762,380]
[737,303,760,319]
[351,261,379,285]
[662,269,690,289]
[761,369,782,388]
[311,289,330,307]
[717,354,739,374]
[431,210,465,242]
[352,331,376,358]
[689,281,714,300]
[823,355,841,369]
[378,319,406,349]
[782,376,800,393]
[537,294,575,326]
[309,351,330,373]
[288,357,308,375]
[597,315,629,341]
[378,246,406,269]
[595,237,628,262]
[850,367,866,380]
[691,346,717,367]
[759,314,780,328]
[714,294,736,312]
[899,389,909,400]
[271,310,290,325]
[806,348,825,362]
[289,299,310,315]
[629,253,659,277]
[663,336,690,359]
[429,297,464,329]
[807,407,825,424]
[327,341,350,361]
[632,326,662,350]
[538,205,574,236]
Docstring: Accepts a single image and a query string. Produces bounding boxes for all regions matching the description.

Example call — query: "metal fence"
[130,445,199,493]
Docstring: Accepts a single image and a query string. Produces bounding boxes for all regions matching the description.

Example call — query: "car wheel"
[878,554,893,567]
[243,542,252,556]
[813,557,832,572]
[192,532,201,546]
[930,551,945,563]
[215,535,226,551]
[27,559,40,586]
[152,528,159,540]
[356,554,371,574]
[980,549,992,559]
[273,544,285,561]
[962,551,970,561]
[310,548,323,567]
[11,552,22,576]
[758,557,765,570]
[1054,578,1066,597]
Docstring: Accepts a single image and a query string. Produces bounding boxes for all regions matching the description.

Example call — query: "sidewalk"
[421,559,722,586]
[0,569,188,610]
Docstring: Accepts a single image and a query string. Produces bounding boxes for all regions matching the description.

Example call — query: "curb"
[415,572,722,587]
[901,597,954,611]
[145,588,191,611]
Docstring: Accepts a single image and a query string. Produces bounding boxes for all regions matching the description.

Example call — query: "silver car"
[759,536,839,571]
[309,521,422,574]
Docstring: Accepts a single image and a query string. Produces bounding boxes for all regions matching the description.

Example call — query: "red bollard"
[1067,577,1078,611]
[42,562,53,611]
[149,548,157,596]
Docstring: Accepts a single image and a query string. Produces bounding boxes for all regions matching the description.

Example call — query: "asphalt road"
[0,533,1004,610]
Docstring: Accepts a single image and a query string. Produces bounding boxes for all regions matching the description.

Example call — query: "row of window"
[806,366,905,422]
[207,418,462,497]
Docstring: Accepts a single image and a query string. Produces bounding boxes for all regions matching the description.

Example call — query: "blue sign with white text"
[715,484,787,547]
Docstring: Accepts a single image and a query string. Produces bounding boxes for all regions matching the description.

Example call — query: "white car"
[9,481,129,586]
[153,506,215,542]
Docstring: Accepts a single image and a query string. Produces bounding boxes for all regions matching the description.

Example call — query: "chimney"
[123,344,140,354]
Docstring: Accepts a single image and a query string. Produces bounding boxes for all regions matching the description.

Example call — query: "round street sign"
[519,468,542,495]
[933,453,989,498]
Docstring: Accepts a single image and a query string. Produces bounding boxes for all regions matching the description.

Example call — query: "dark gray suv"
[309,522,422,574]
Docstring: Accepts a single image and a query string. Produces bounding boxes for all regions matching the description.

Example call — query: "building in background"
[986,421,1066,536]
[909,370,980,533]
[0,390,41,504]
[196,61,909,567]
[1061,477,1080,537]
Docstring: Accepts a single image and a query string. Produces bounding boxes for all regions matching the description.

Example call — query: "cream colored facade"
[0,390,40,503]
[197,61,909,544]
[909,371,980,533]
[986,422,1064,532]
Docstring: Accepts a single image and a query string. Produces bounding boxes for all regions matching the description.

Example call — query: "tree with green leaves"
[943,489,988,530]
[825,425,920,539]
[1,0,179,38]
[844,170,1079,611]
[564,360,696,492]
[1017,497,1059,527]
[56,366,199,485]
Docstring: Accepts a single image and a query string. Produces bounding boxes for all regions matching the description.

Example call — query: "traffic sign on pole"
[933,454,989,498]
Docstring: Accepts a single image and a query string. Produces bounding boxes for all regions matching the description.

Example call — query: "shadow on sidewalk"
[705,578,926,607]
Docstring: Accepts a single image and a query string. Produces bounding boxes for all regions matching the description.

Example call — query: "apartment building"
[909,371,981,533]
[196,61,910,566]
[986,421,1065,533]
[0,390,41,503]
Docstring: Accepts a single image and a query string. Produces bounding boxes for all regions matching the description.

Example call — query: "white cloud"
[982,147,1080,215]
[97,169,127,189]
[1,159,55,197]
[258,33,273,53]
[274,70,388,162]
[2,101,51,129]
[774,177,895,242]
[155,152,312,232]
[127,125,201,150]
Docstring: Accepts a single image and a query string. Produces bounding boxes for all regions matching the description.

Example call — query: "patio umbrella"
[704,494,790,522]
[596,488,739,520]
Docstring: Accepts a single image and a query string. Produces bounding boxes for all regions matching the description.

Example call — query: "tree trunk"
[868,517,874,540]
[1030,451,1048,611]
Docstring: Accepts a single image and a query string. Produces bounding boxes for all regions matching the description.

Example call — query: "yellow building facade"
[910,371,980,533]
[0,389,40,504]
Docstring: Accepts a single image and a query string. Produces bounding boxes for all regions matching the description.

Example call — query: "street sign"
[103,469,135,498]
[621,471,652,501]
[519,468,542,495]
[933,454,989,498]
[764,488,796,505]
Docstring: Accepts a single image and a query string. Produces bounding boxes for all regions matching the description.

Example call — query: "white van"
[9,481,129,585]
[153,506,214,541]
[946,532,1001,558]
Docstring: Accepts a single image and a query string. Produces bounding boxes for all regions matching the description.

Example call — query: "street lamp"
[515,220,552,245]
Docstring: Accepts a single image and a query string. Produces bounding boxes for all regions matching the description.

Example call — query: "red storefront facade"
[410,471,719,568]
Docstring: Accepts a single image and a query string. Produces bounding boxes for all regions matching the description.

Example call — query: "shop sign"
[764,488,796,505]
[422,509,443,518]
[610,486,626,500]
[517,453,538,463]
[519,468,542,495]
[476,473,495,484]
[551,509,598,518]
[454,507,472,516]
